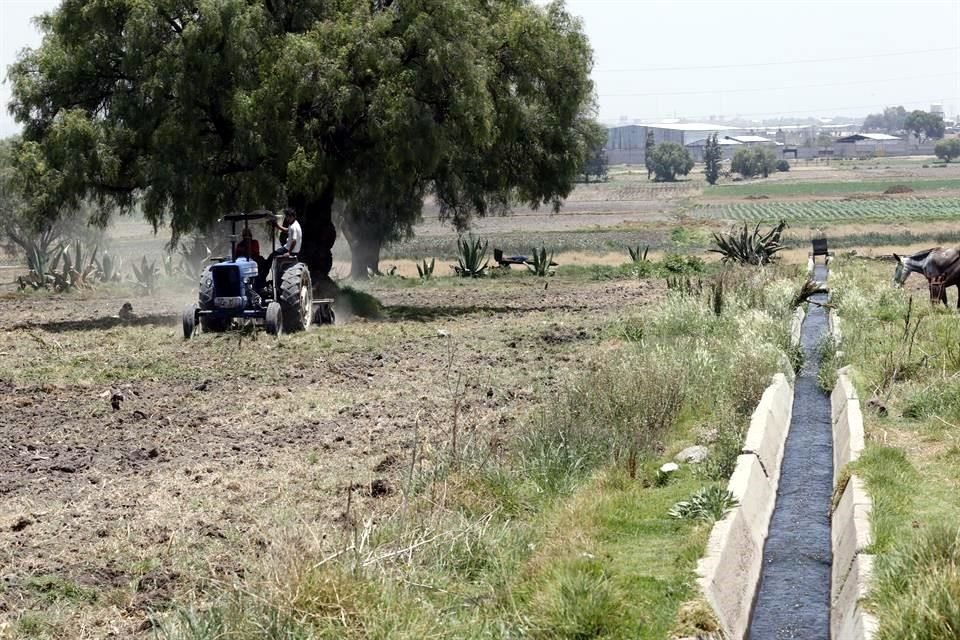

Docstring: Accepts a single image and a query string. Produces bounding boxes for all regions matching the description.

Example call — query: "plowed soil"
[0,276,660,638]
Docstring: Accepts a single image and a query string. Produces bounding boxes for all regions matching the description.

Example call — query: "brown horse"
[893,247,960,306]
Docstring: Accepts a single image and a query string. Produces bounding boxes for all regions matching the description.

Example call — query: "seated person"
[258,207,303,289]
[234,227,261,260]
[235,227,267,277]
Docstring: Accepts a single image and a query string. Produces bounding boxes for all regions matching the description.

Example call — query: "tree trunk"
[339,215,383,279]
[290,183,337,295]
[347,235,383,279]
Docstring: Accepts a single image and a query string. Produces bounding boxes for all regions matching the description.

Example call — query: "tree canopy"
[7,0,600,284]
[731,147,778,179]
[647,143,693,182]
[934,138,960,163]
[904,110,945,144]
[579,132,609,184]
[863,106,908,133]
[703,134,721,186]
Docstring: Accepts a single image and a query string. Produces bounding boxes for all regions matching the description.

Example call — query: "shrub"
[934,138,960,163]
[775,159,790,172]
[669,486,739,522]
[659,253,705,275]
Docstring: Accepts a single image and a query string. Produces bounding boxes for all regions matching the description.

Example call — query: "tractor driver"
[258,207,303,289]
[234,227,267,276]
[234,227,261,260]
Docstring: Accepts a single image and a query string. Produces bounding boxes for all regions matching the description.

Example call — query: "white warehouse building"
[605,122,739,165]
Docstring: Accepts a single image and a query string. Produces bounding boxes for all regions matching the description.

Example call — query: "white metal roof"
[726,135,773,143]
[636,122,738,132]
[686,138,742,146]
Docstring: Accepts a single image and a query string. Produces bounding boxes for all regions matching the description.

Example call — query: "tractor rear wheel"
[265,302,282,336]
[181,303,198,339]
[279,263,312,333]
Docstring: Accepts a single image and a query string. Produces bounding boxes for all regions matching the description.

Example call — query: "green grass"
[829,259,960,637]
[707,178,960,198]
[696,196,960,223]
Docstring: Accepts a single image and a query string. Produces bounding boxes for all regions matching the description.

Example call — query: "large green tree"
[647,143,693,182]
[731,147,778,179]
[904,110,945,144]
[7,0,598,287]
[934,138,960,163]
[0,136,101,264]
[863,106,908,133]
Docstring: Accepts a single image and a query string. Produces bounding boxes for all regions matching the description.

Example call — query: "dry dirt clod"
[370,478,394,498]
[10,517,32,532]
[374,454,400,473]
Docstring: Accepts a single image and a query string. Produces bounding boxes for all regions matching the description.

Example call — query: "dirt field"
[2,154,959,637]
[0,275,661,637]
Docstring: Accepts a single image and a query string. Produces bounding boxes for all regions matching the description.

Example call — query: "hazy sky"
[2,0,959,136]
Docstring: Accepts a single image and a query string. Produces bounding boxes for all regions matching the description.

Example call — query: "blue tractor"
[180,210,334,338]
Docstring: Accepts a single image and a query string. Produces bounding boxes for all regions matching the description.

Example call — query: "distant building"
[835,133,901,156]
[605,122,738,164]
[685,136,743,162]
[725,135,782,146]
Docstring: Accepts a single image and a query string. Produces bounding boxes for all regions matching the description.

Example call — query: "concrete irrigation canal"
[747,263,833,639]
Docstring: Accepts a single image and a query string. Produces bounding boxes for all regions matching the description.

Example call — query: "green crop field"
[695,196,960,223]
[706,178,960,198]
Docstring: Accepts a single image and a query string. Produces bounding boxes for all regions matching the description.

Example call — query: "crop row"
[696,197,960,222]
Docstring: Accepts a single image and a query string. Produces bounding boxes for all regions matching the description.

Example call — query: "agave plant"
[18,241,66,290]
[417,258,435,280]
[132,257,160,296]
[526,246,556,277]
[710,219,787,266]
[94,253,123,283]
[18,245,68,291]
[60,240,99,289]
[628,245,650,263]
[453,235,489,278]
[161,254,178,278]
[178,236,212,282]
[668,486,739,522]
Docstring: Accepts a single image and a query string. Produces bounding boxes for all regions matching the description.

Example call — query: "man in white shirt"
[259,207,303,289]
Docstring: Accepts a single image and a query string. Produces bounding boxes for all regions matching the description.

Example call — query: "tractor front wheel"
[279,263,313,333]
[181,303,198,339]
[265,302,283,336]
[198,268,229,332]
